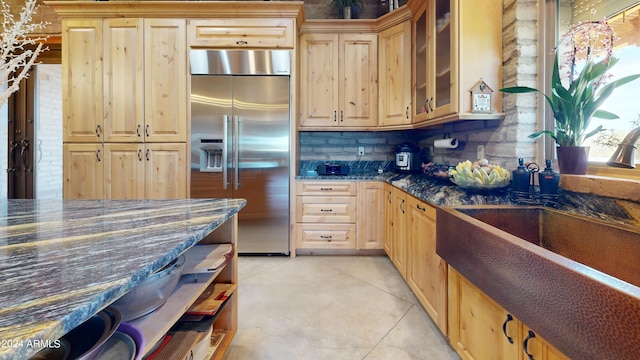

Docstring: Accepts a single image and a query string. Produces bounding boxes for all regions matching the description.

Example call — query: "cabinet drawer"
[189,19,294,48]
[296,196,357,223]
[296,224,356,249]
[296,181,357,196]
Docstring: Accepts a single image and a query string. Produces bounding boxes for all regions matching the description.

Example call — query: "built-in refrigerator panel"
[190,50,290,255]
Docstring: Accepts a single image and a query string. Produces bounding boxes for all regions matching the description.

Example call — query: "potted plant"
[500,20,640,174]
[329,0,363,19]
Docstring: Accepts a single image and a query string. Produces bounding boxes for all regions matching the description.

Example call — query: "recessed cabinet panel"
[144,19,187,143]
[104,143,145,199]
[189,18,294,48]
[103,18,144,142]
[296,196,357,223]
[63,144,104,199]
[62,19,103,142]
[379,21,412,126]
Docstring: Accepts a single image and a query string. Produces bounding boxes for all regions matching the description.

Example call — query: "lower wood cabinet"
[295,181,384,251]
[448,267,569,360]
[389,186,407,277]
[406,195,447,335]
[64,143,187,199]
[383,183,394,257]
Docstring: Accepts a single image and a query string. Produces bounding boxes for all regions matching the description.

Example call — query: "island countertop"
[0,198,246,360]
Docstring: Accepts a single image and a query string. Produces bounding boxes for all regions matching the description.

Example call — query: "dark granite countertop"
[0,198,246,360]
[297,161,640,228]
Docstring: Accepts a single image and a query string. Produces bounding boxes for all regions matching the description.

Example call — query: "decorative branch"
[0,0,49,106]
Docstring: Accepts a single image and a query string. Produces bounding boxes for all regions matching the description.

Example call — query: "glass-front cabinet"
[413,0,504,125]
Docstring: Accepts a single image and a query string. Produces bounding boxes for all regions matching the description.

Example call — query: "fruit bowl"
[449,159,511,190]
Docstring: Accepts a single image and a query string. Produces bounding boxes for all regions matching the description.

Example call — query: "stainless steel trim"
[190,49,291,75]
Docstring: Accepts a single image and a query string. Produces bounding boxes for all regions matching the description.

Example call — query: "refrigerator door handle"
[233,115,241,190]
[223,115,230,190]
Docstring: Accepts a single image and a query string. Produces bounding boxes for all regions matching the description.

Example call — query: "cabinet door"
[406,196,447,334]
[448,267,520,360]
[379,21,412,126]
[144,143,187,199]
[104,143,145,199]
[189,18,294,48]
[62,19,103,142]
[383,183,394,257]
[412,2,429,122]
[357,182,384,250]
[521,325,571,360]
[144,19,187,143]
[339,34,378,127]
[391,187,407,278]
[299,33,339,127]
[63,144,104,199]
[429,0,455,119]
[103,18,144,143]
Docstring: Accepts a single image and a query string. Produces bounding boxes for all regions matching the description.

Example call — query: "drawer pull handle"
[417,204,426,211]
[320,187,333,191]
[320,235,333,240]
[523,330,536,360]
[320,209,333,213]
[502,314,514,344]
[236,40,248,45]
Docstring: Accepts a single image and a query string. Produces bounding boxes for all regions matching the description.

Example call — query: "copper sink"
[436,205,640,360]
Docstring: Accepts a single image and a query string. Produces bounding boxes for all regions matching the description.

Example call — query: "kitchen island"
[0,198,245,360]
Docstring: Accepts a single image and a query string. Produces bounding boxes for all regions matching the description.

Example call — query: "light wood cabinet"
[406,195,447,334]
[299,32,378,129]
[389,186,408,277]
[383,183,394,257]
[378,20,412,127]
[296,181,358,250]
[357,182,385,250]
[144,19,187,143]
[62,19,103,143]
[67,143,187,200]
[189,18,294,48]
[295,181,384,251]
[449,267,569,360]
[103,18,144,143]
[63,144,104,200]
[66,18,186,144]
[411,0,503,125]
[62,16,187,199]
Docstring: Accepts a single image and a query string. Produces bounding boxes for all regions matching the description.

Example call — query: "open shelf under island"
[0,198,246,360]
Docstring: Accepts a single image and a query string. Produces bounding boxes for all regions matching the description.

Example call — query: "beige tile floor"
[224,255,461,360]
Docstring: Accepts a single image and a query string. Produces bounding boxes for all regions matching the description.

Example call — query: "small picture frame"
[470,79,493,113]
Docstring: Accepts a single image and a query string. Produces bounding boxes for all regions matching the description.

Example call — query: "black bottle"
[511,158,530,193]
[539,160,560,195]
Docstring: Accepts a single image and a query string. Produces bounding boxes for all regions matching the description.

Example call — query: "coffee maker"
[394,142,421,172]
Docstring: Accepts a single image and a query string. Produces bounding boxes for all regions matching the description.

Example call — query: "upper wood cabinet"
[189,18,294,48]
[65,18,187,143]
[411,0,503,125]
[378,20,412,127]
[299,32,378,129]
[144,19,187,143]
[62,19,103,143]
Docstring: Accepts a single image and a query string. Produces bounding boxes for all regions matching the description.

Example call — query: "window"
[553,1,640,170]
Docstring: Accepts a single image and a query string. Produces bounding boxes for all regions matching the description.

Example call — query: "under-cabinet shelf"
[133,269,225,356]
[436,67,450,78]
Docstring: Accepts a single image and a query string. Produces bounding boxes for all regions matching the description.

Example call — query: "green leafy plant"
[500,21,640,147]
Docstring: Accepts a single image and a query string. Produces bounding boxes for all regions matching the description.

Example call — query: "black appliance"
[394,142,421,172]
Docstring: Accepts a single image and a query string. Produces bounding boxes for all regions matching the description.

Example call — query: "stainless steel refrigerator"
[190,50,290,255]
